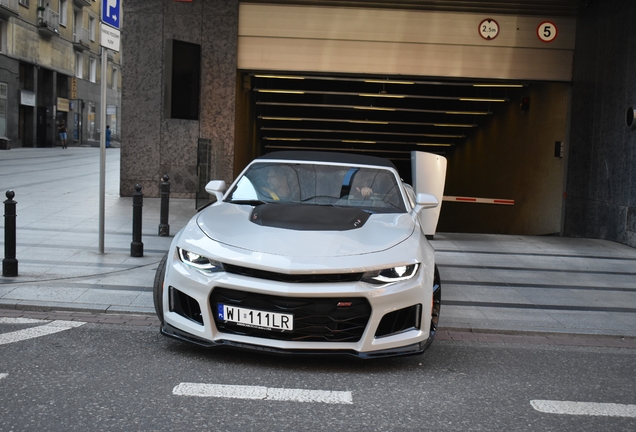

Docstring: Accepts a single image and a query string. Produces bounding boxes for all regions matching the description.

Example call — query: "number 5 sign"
[537,21,557,43]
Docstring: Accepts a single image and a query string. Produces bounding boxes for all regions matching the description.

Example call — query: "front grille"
[210,288,371,342]
[223,264,364,283]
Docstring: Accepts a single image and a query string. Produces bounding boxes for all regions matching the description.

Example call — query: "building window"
[89,58,96,83]
[19,0,29,8]
[0,20,6,53]
[89,16,96,41]
[73,8,83,37]
[59,0,68,27]
[111,67,118,90]
[0,82,7,137]
[75,52,83,79]
[166,40,201,120]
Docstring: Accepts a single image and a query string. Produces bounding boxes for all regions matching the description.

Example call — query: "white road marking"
[0,318,48,324]
[0,319,86,346]
[173,383,353,405]
[531,400,636,418]
[0,373,7,380]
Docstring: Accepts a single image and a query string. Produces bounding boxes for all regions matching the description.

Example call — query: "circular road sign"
[479,19,500,40]
[537,21,558,43]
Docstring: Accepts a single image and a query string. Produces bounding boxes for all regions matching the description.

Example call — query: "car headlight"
[361,263,419,285]
[177,248,224,273]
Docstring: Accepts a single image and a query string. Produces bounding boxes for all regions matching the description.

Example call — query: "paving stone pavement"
[1,148,636,342]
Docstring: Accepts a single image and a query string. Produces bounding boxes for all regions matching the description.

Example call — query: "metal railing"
[0,0,19,13]
[39,7,60,33]
[73,27,90,45]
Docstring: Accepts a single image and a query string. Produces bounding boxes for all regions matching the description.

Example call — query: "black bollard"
[3,190,18,277]
[131,183,144,257]
[158,174,170,236]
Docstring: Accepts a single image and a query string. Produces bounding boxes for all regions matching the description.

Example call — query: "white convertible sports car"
[154,151,441,358]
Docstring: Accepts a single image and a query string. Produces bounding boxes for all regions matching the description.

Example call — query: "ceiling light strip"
[258,116,476,128]
[256,89,507,102]
[264,145,412,154]
[261,127,464,138]
[263,137,455,146]
[256,102,490,116]
[252,74,525,87]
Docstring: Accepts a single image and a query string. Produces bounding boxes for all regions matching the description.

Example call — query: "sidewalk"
[1,148,636,338]
[0,147,196,314]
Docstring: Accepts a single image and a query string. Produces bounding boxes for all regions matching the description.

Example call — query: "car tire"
[419,264,441,352]
[153,253,168,325]
[430,264,441,338]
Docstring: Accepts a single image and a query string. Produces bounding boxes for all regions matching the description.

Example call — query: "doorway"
[36,106,47,147]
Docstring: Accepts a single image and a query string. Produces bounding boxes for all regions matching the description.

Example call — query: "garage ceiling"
[244,0,581,16]
[244,1,578,162]
[252,72,525,160]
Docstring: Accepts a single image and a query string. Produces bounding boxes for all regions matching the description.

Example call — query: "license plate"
[217,304,293,331]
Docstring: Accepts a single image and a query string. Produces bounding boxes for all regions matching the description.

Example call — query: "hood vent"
[250,203,370,231]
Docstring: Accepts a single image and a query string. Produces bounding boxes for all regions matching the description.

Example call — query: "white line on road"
[0,319,86,346]
[0,373,7,380]
[531,400,636,418]
[173,383,353,405]
[0,318,48,324]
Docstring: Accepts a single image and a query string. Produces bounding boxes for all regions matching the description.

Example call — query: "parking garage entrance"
[234,3,575,235]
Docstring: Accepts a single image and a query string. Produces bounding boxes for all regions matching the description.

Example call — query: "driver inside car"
[262,168,292,201]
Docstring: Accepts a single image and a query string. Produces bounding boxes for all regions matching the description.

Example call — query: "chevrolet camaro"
[153,151,441,358]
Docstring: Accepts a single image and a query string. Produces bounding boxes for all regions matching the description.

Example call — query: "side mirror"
[205,180,227,202]
[413,193,439,214]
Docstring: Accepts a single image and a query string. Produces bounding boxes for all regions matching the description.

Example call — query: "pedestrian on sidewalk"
[106,125,111,148]
[58,120,68,149]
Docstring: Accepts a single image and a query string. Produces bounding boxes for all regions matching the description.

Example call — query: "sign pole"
[99,0,121,253]
[99,45,108,253]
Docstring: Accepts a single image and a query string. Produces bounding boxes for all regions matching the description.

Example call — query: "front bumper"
[161,230,436,358]
[161,322,434,359]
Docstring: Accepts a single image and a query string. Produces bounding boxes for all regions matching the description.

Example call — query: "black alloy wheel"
[430,265,441,338]
[153,253,168,325]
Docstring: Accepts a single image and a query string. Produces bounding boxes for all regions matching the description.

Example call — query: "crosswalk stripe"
[531,400,636,417]
[173,383,353,404]
[0,320,85,346]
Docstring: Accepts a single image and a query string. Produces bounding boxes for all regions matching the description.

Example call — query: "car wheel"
[419,264,441,352]
[153,253,168,325]
[430,264,441,338]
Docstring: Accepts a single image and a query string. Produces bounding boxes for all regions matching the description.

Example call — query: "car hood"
[196,203,415,258]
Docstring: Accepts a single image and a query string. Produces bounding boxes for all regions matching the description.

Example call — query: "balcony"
[37,7,60,37]
[73,27,91,50]
[0,0,19,19]
[73,0,91,7]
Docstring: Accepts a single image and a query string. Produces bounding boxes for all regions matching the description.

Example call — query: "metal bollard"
[131,184,144,257]
[3,190,18,277]
[158,174,170,236]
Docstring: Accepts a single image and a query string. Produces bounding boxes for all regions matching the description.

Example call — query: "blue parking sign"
[102,0,121,30]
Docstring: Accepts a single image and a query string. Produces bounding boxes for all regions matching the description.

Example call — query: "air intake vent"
[169,286,203,325]
[375,304,421,338]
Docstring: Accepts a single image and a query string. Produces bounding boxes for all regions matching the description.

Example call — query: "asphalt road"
[1,319,635,431]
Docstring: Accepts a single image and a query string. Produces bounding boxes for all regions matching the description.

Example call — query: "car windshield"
[226,162,407,213]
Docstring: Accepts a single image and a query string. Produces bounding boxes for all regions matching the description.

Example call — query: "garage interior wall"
[438,82,569,235]
[565,0,636,248]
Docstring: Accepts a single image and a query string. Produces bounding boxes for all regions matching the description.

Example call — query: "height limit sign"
[479,19,499,40]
